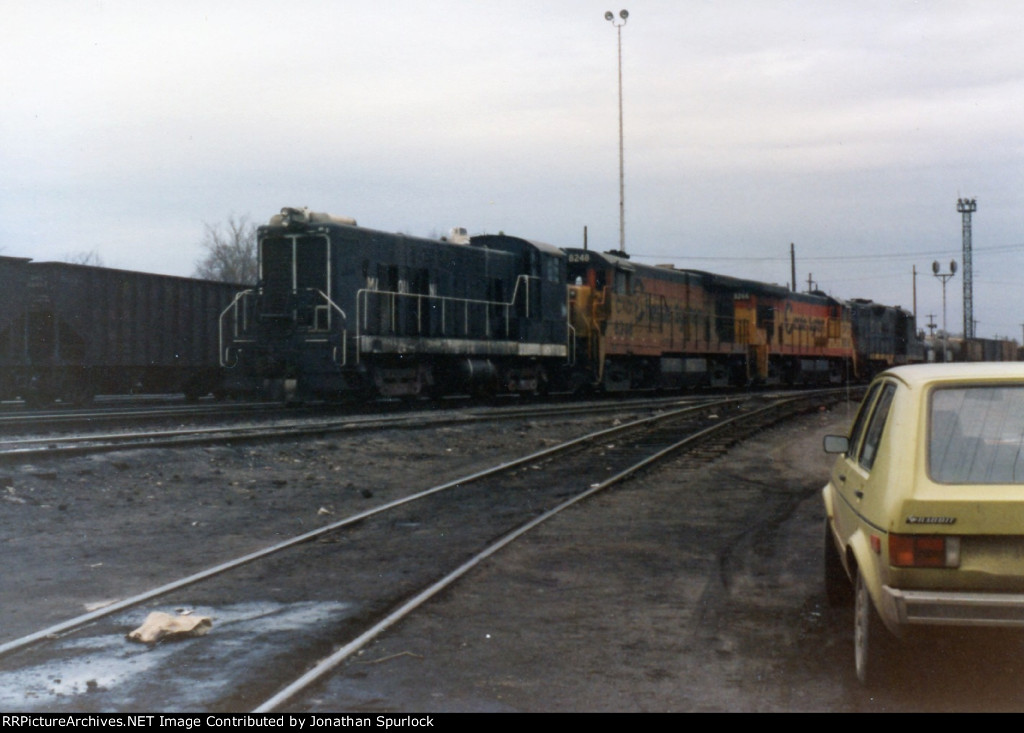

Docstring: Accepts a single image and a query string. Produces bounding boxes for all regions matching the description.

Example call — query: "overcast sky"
[4,1,1023,340]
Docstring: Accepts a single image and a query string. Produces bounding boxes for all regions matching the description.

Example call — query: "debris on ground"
[126,611,213,644]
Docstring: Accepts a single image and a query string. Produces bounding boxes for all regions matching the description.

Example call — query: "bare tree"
[62,250,104,266]
[193,214,258,284]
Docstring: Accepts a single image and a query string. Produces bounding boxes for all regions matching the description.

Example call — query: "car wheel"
[854,568,893,686]
[824,520,853,607]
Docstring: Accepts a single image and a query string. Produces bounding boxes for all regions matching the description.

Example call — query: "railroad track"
[0,390,845,712]
[0,394,717,462]
[0,399,278,433]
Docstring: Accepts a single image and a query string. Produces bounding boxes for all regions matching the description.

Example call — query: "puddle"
[0,600,351,712]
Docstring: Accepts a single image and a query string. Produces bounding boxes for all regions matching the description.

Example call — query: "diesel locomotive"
[220,207,569,401]
[220,207,934,401]
[565,248,856,390]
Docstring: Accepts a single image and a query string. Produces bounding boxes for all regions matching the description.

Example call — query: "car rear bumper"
[885,586,1024,627]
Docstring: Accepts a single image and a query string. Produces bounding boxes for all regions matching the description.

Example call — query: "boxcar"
[221,208,569,400]
[0,257,241,404]
[959,336,1017,363]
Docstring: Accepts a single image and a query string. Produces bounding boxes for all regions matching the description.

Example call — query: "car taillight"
[889,534,961,568]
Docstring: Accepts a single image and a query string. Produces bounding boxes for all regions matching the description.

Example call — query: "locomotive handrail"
[309,288,348,366]
[507,274,533,318]
[355,289,510,356]
[311,289,347,323]
[218,289,256,368]
[353,275,539,364]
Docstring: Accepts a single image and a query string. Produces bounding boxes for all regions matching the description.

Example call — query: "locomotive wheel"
[63,382,95,406]
[22,392,54,408]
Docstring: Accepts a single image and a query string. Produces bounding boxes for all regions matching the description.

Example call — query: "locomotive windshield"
[259,233,330,317]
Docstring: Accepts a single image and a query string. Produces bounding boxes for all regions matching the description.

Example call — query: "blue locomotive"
[220,207,569,400]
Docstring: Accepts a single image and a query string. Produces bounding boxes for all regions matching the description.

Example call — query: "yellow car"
[822,362,1024,685]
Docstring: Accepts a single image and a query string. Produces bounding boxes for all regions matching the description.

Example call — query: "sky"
[4,1,1024,341]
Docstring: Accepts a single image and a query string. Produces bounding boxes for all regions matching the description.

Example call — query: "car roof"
[879,362,1024,389]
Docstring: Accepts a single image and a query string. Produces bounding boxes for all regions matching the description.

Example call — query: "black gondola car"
[222,208,569,400]
[0,257,241,404]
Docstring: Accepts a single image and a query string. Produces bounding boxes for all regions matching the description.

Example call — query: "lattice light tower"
[958,197,977,339]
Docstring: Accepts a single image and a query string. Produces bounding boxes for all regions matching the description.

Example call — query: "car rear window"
[930,385,1024,484]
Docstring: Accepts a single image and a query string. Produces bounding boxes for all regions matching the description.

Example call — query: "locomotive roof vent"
[270,207,358,228]
[446,227,470,245]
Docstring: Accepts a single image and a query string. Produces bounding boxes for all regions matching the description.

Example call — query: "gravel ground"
[7,402,1024,713]
[0,412,629,643]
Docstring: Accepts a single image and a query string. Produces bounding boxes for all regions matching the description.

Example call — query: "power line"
[630,241,1024,265]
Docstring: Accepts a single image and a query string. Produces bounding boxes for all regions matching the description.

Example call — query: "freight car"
[926,334,1019,364]
[564,248,856,389]
[0,256,241,405]
[219,207,569,401]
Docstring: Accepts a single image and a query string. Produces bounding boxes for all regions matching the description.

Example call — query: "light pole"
[933,260,957,362]
[605,9,628,254]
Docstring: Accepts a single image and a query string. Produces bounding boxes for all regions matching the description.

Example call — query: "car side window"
[857,383,897,471]
[846,382,882,457]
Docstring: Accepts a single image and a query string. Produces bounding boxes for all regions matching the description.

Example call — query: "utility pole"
[912,265,917,319]
[958,198,977,339]
[790,243,796,292]
[933,260,957,362]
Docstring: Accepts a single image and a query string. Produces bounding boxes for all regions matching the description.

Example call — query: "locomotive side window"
[615,270,631,295]
[546,256,561,284]
[378,264,398,292]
